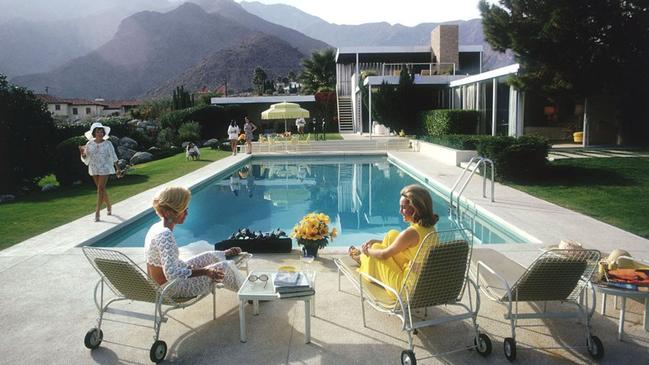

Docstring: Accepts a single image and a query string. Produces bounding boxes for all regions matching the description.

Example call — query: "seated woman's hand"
[206,267,225,282]
[225,247,242,257]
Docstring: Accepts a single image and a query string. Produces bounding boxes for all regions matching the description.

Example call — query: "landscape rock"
[108,135,119,146]
[130,152,153,165]
[119,136,138,149]
[0,194,16,204]
[128,119,140,126]
[203,138,219,148]
[117,146,137,161]
[41,184,57,192]
[136,121,148,128]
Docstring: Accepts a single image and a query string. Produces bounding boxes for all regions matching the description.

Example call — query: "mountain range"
[12,1,327,99]
[239,1,513,70]
[7,0,514,99]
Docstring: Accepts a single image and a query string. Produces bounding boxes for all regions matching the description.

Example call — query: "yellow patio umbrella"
[261,102,310,133]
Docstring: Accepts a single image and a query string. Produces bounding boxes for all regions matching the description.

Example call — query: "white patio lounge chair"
[472,248,603,361]
[81,247,251,363]
[334,228,492,365]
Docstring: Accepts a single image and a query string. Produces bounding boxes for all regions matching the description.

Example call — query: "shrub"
[418,134,491,150]
[54,136,92,186]
[476,135,549,180]
[423,109,479,136]
[159,107,200,130]
[0,75,57,193]
[157,127,176,147]
[149,146,183,160]
[178,121,201,143]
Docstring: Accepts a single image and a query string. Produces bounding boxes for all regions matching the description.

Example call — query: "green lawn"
[508,157,649,239]
[0,148,231,250]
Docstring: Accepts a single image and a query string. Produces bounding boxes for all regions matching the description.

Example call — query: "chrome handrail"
[449,157,495,216]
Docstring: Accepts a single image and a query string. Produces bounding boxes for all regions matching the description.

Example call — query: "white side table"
[594,284,649,340]
[237,271,316,343]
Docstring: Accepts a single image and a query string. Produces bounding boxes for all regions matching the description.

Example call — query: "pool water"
[91,156,526,248]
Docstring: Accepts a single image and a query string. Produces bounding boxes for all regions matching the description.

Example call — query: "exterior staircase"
[337,96,354,133]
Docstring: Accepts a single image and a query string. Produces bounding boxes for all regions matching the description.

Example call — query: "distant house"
[36,94,140,119]
[335,25,483,134]
[335,24,619,146]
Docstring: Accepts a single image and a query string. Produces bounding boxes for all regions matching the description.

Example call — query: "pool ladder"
[448,157,495,216]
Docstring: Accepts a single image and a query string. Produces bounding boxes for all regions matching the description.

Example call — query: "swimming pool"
[91,155,527,248]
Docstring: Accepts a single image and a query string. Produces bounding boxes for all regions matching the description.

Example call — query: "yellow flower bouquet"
[291,212,338,250]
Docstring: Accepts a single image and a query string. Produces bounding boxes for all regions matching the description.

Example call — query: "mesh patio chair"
[82,247,251,363]
[334,228,492,365]
[472,248,603,361]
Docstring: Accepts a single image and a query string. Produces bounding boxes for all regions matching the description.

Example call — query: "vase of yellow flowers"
[292,212,337,258]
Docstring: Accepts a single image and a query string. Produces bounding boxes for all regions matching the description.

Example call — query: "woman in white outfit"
[144,186,245,297]
[79,122,122,221]
[227,120,240,156]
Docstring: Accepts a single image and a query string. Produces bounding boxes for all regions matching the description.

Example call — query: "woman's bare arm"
[364,228,419,259]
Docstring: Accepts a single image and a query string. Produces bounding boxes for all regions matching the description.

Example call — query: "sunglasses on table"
[248,274,269,288]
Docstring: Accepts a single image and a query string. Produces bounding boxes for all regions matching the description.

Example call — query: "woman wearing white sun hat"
[79,122,122,221]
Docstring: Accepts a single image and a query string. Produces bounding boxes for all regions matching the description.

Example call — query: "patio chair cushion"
[94,258,197,304]
[406,239,468,308]
[94,258,160,303]
[471,249,526,301]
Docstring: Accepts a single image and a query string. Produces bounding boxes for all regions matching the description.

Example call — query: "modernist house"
[36,94,141,120]
[335,24,610,146]
[335,25,483,135]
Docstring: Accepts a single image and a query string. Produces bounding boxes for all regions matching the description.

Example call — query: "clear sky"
[236,0,485,26]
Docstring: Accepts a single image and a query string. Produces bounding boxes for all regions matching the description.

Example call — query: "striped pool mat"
[548,148,649,160]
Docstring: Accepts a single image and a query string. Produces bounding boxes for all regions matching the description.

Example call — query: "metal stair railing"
[448,157,495,216]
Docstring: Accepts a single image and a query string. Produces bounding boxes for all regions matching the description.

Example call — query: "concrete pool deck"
[1,149,648,364]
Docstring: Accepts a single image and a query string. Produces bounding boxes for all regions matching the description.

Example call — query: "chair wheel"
[150,340,167,363]
[400,349,416,365]
[474,333,492,356]
[504,337,516,361]
[84,328,103,349]
[587,335,604,359]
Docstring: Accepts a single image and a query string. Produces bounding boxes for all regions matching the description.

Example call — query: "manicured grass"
[0,148,231,250]
[508,157,649,239]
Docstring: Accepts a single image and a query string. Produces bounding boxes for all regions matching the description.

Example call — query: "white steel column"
[475,81,481,134]
[355,53,360,133]
[368,84,372,141]
[491,78,498,136]
[508,85,517,136]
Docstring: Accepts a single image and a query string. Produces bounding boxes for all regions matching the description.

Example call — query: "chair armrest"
[476,260,514,303]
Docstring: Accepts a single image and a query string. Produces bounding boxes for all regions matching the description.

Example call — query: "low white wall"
[411,139,477,166]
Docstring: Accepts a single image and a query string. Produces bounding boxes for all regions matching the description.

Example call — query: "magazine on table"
[273,272,311,293]
[278,288,316,298]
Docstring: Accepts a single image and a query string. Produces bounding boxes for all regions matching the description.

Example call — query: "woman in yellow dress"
[349,184,438,294]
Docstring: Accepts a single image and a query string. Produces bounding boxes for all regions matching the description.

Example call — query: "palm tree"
[299,49,336,94]
[252,67,267,96]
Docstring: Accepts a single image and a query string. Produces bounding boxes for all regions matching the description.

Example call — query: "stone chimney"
[431,25,459,68]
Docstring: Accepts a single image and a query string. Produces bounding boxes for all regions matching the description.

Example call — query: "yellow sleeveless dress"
[358,223,436,296]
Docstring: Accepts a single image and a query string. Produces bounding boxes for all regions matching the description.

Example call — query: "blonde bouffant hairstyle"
[400,184,438,227]
[153,186,191,222]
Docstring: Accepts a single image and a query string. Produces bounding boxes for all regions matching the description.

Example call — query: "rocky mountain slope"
[12,1,327,98]
[240,1,515,70]
[146,33,304,98]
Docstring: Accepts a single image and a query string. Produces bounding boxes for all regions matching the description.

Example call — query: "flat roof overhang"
[363,75,467,86]
[335,45,483,63]
[211,95,315,105]
[449,63,520,87]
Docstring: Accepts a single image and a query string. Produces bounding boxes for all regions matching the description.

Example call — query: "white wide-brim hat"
[85,122,111,140]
